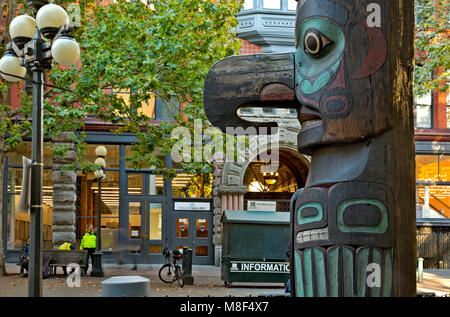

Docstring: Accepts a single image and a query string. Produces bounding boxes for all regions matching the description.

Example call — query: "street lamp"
[0,0,80,297]
[91,145,107,277]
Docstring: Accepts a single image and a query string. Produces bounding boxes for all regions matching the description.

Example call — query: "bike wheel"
[159,264,175,284]
[175,266,184,288]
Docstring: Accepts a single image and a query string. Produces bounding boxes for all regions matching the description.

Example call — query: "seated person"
[20,242,30,277]
[58,241,75,276]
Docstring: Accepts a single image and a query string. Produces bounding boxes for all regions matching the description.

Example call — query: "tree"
[70,0,242,191]
[414,0,449,97]
[0,0,242,275]
[0,0,96,276]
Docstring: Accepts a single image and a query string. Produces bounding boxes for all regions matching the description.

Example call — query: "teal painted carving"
[295,18,345,95]
[297,202,323,225]
[337,199,388,234]
[295,246,393,297]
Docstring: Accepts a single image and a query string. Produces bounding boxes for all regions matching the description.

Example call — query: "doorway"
[171,199,214,265]
[125,172,166,263]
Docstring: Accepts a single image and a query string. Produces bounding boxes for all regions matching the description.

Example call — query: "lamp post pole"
[29,53,45,298]
[25,12,52,299]
[91,146,107,277]
[97,175,102,251]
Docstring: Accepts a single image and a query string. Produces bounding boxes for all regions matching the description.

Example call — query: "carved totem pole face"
[291,0,402,297]
[294,0,390,154]
[202,0,415,297]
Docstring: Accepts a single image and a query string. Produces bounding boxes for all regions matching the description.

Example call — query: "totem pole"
[203,0,416,297]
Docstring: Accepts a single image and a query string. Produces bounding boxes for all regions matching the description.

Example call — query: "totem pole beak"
[203,52,300,135]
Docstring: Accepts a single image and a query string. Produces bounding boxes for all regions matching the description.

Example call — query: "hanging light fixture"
[263,171,279,185]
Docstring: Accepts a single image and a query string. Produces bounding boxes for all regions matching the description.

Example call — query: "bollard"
[102,276,150,297]
[182,247,194,285]
[417,258,424,283]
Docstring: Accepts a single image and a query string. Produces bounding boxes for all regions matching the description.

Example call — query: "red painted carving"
[351,23,387,79]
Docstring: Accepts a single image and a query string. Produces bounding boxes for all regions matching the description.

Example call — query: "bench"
[17,249,88,277]
[46,250,88,276]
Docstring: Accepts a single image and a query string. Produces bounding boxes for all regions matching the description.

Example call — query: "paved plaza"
[0,263,448,297]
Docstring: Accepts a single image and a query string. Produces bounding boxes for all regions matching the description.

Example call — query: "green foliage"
[414,0,449,97]
[69,0,242,178]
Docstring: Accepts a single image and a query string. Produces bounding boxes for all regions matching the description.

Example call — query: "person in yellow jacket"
[58,241,74,275]
[80,224,97,274]
[59,241,74,250]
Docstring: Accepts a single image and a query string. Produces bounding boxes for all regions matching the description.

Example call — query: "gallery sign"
[174,201,211,211]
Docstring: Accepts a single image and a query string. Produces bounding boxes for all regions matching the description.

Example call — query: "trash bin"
[221,210,290,287]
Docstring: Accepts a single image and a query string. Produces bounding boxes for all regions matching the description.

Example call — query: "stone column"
[212,158,247,267]
[52,132,77,248]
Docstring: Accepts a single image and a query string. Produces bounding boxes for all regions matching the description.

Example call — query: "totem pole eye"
[303,28,333,57]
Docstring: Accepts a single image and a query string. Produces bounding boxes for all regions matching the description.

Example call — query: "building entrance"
[125,172,166,264]
[124,172,214,265]
[171,198,214,265]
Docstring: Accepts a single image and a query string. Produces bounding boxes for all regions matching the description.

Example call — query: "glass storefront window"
[149,203,162,240]
[129,202,142,239]
[128,174,143,195]
[196,218,208,238]
[8,142,53,167]
[176,218,189,238]
[172,173,212,198]
[7,168,53,250]
[126,145,166,170]
[127,174,163,195]
[416,155,439,181]
[149,174,163,195]
[76,170,120,250]
[416,154,450,218]
[416,185,450,218]
[438,154,450,181]
[85,144,120,169]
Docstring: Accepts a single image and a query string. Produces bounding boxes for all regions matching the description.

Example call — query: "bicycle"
[158,248,184,287]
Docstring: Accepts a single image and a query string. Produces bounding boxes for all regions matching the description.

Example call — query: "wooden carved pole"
[203,0,416,297]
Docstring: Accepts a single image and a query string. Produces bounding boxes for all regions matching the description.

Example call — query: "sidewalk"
[0,263,449,297]
[417,269,450,296]
[0,263,287,297]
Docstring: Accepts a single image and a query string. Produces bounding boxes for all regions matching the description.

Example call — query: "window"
[112,90,180,121]
[172,173,213,198]
[416,154,450,218]
[447,92,450,128]
[263,0,280,9]
[7,142,53,250]
[76,144,120,251]
[287,0,297,10]
[243,0,253,10]
[414,92,432,129]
